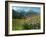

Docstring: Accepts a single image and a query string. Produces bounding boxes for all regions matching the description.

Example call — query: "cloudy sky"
[12,6,40,13]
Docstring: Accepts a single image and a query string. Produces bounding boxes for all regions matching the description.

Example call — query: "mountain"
[12,9,40,19]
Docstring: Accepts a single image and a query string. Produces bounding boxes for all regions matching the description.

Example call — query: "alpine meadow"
[12,6,40,30]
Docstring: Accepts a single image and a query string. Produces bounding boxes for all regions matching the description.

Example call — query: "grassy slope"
[12,15,40,30]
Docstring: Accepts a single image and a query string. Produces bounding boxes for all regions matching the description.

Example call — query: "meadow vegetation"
[12,9,40,30]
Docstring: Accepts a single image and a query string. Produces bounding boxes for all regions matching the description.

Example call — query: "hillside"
[12,15,40,30]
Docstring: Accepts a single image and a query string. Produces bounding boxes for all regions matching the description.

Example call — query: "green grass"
[12,15,40,30]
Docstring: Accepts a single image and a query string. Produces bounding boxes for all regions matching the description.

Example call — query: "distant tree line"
[12,9,39,19]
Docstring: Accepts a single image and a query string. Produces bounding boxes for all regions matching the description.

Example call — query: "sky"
[12,6,40,13]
